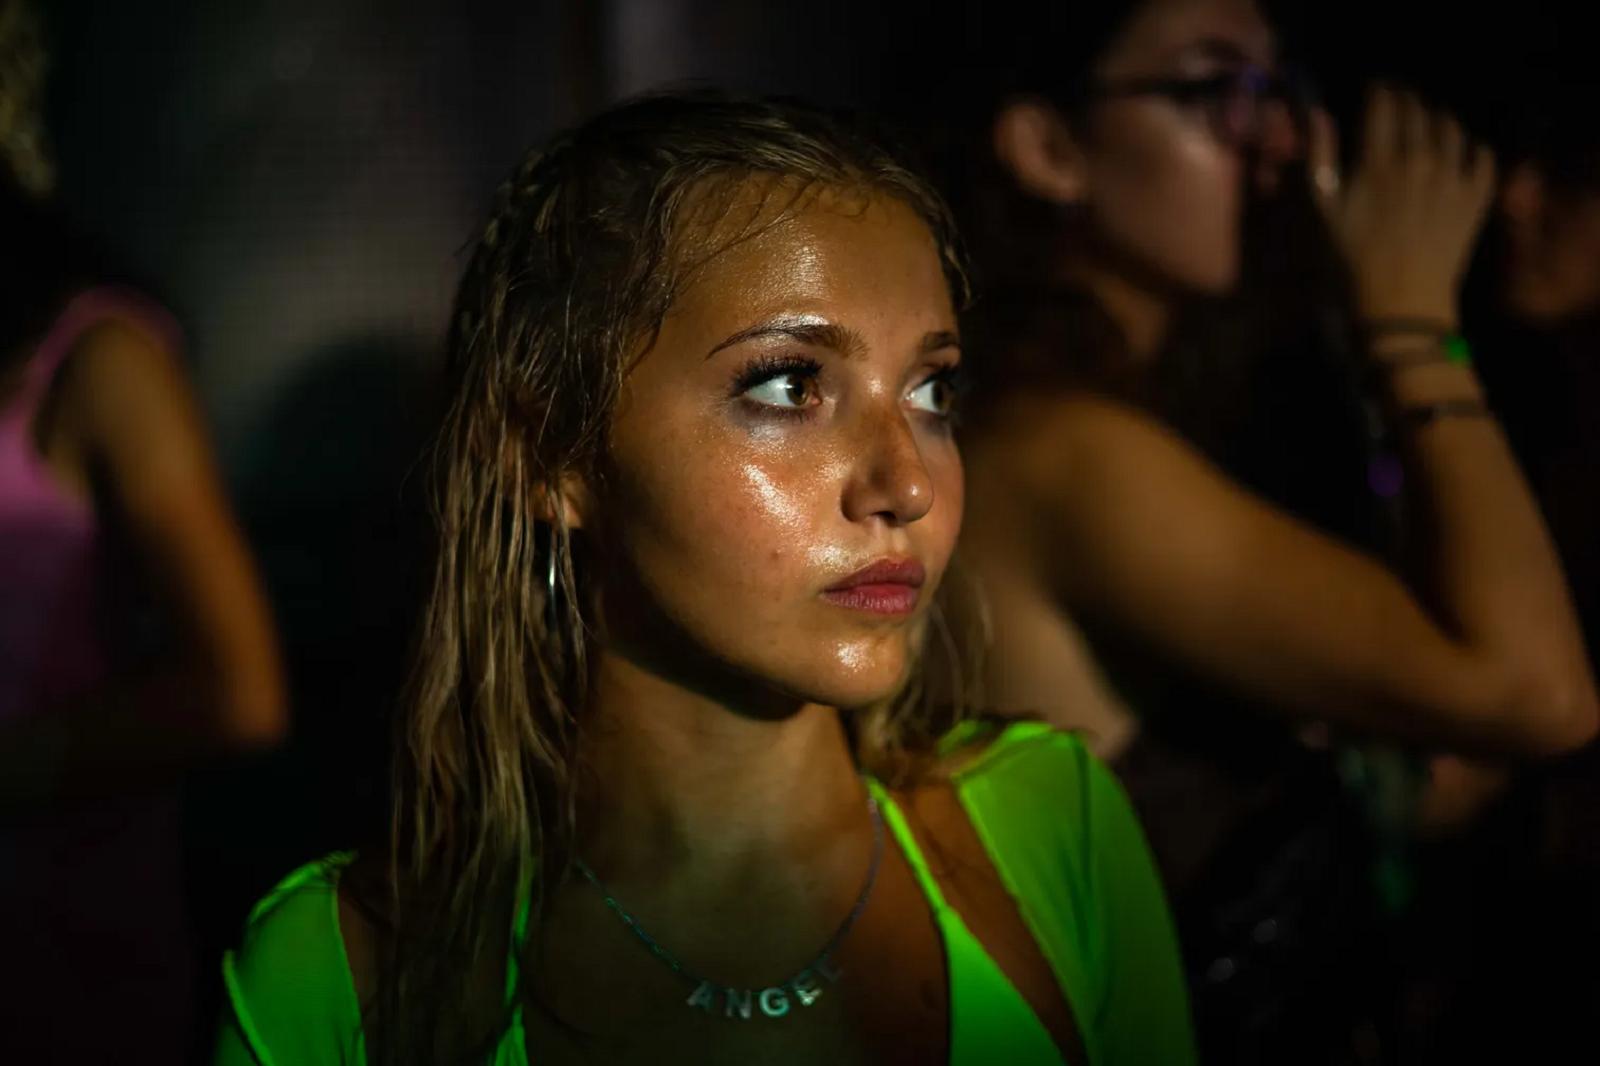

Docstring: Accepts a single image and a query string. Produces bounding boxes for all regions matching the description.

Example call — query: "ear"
[993,97,1089,206]
[531,470,595,531]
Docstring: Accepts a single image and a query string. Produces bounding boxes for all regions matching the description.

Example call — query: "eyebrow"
[706,314,960,360]
[919,329,962,355]
[1166,37,1260,69]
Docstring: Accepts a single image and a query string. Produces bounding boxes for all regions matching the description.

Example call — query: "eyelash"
[729,354,966,422]
[730,354,823,418]
[916,365,967,425]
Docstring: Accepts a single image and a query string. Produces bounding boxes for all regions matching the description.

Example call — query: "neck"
[1055,258,1173,364]
[577,651,867,880]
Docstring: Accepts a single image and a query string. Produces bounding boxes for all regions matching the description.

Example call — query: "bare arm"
[1026,93,1596,759]
[1031,392,1592,757]
[0,319,287,808]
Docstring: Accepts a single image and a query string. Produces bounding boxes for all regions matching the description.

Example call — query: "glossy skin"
[1075,0,1279,295]
[590,183,964,716]
[340,185,1088,1064]
[980,0,1292,752]
[970,0,1597,782]
[995,0,1287,351]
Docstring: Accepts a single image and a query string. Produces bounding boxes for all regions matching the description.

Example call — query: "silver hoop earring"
[546,533,558,604]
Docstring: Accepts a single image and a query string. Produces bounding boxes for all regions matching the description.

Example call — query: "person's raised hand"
[1309,86,1496,330]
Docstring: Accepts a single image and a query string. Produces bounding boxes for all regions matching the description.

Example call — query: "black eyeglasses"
[1084,66,1306,146]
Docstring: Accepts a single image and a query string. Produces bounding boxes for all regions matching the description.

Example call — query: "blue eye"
[743,372,819,410]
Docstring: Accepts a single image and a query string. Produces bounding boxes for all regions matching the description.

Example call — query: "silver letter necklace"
[572,786,884,1021]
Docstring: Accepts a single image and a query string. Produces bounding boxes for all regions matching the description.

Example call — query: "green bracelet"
[1441,334,1473,366]
[1375,334,1474,370]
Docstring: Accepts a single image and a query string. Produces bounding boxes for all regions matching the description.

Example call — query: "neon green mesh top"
[215,721,1195,1065]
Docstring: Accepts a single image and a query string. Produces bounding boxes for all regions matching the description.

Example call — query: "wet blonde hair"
[375,91,971,1063]
[0,0,54,198]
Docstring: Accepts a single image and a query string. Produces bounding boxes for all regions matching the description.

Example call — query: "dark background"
[31,0,1595,1056]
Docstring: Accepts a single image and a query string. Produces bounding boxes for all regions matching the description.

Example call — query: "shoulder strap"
[10,286,181,417]
[222,851,365,1066]
[955,723,1197,1066]
[865,777,953,914]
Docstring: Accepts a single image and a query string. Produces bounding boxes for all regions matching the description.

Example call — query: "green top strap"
[216,722,1193,1066]
[950,720,1195,1066]
[217,852,364,1065]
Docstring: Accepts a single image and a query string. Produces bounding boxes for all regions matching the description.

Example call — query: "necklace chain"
[572,784,885,1020]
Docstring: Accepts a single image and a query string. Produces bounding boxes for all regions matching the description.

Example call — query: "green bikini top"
[215,722,1195,1065]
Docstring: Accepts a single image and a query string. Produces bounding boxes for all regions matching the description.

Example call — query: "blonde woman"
[217,92,1194,1066]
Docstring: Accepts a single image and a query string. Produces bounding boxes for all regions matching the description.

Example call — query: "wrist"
[1367,330,1474,370]
[1358,308,1461,340]
[1381,360,1484,407]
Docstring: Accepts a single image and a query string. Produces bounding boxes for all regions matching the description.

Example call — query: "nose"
[1250,98,1303,194]
[1259,98,1302,165]
[840,405,935,527]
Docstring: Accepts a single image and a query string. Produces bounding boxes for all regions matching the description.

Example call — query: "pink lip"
[822,558,926,616]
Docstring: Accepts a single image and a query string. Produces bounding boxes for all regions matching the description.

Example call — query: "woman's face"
[1498,160,1600,325]
[1076,0,1282,293]
[590,185,963,713]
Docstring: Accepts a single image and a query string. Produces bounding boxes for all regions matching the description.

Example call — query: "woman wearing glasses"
[932,0,1598,1059]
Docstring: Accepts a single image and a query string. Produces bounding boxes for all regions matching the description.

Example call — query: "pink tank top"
[0,287,181,722]
[0,288,196,1060]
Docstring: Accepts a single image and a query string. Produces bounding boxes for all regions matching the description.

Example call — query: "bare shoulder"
[973,386,1175,462]
[966,389,1210,538]
[29,315,203,492]
[59,318,194,432]
[1022,392,1201,491]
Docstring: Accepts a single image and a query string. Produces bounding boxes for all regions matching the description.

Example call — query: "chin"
[781,633,918,712]
[1184,254,1242,297]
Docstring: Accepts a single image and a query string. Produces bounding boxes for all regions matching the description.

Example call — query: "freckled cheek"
[676,453,839,597]
[724,440,861,575]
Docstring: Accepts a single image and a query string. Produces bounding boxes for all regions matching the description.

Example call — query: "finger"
[1437,111,1465,176]
[1461,133,1487,180]
[1307,106,1342,207]
[1395,89,1426,164]
[1467,141,1499,212]
[1361,83,1396,173]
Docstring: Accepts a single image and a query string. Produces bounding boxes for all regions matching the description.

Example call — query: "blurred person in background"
[0,0,287,1058]
[1480,71,1600,653]
[1389,62,1600,1063]
[898,0,1600,1061]
[216,92,1195,1066]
